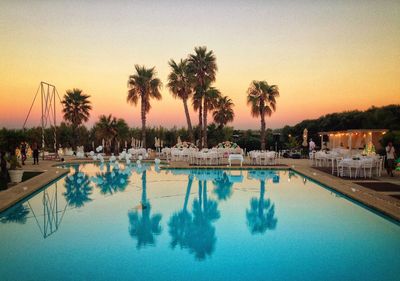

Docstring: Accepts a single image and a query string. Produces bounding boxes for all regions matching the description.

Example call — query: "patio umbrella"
[302,128,308,147]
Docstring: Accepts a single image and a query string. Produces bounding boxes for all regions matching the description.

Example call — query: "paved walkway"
[0,160,69,212]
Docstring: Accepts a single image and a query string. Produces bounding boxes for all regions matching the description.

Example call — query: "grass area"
[21,171,42,182]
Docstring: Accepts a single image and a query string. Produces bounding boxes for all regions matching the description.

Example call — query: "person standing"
[386,141,396,177]
[20,142,27,165]
[309,138,316,152]
[32,142,39,165]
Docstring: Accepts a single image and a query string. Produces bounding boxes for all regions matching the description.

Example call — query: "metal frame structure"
[24,81,62,159]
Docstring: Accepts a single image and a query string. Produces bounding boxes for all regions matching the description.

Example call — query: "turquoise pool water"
[0,163,399,281]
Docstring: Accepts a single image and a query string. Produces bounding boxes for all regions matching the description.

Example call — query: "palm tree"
[128,169,162,249]
[188,46,217,148]
[93,115,129,154]
[93,115,116,153]
[213,96,235,128]
[247,81,279,150]
[167,59,194,142]
[61,88,92,148]
[127,65,162,148]
[203,86,221,146]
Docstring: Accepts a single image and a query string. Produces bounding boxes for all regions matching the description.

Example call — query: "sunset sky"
[0,0,399,129]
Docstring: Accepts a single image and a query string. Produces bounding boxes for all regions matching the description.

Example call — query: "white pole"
[349,134,352,152]
[320,135,323,149]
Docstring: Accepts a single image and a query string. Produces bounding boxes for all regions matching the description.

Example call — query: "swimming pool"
[0,163,399,281]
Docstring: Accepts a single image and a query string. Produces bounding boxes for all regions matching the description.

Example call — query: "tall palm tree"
[127,65,162,148]
[203,86,221,146]
[61,88,92,148]
[247,81,279,150]
[188,46,217,148]
[213,96,235,128]
[167,59,194,142]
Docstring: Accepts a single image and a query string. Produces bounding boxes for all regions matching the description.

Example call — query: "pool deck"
[0,161,70,212]
[0,157,399,222]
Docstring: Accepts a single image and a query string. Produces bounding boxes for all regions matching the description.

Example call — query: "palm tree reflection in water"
[169,177,220,261]
[0,203,30,224]
[128,167,162,249]
[246,171,278,234]
[212,172,233,201]
[63,166,93,208]
[168,174,194,249]
[91,163,130,195]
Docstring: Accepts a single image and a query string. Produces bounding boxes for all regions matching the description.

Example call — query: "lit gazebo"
[318,129,388,151]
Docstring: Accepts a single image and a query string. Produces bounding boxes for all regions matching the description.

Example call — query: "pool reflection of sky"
[0,163,399,281]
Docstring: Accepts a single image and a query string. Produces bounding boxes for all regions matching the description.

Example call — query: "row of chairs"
[333,157,385,179]
[248,151,281,165]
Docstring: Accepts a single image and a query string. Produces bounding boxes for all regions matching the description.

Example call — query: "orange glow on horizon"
[0,1,399,129]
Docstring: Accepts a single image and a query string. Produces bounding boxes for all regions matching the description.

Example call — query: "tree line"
[1,46,281,153]
[278,104,400,152]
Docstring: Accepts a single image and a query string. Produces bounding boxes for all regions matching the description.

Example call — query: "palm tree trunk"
[260,112,266,150]
[203,100,208,148]
[183,98,194,142]
[72,125,77,150]
[198,99,203,149]
[141,96,146,148]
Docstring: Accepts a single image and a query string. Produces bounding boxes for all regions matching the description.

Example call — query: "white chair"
[361,158,374,179]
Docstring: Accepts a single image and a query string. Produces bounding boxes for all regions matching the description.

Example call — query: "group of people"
[19,141,40,165]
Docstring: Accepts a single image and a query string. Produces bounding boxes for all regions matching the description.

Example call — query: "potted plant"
[7,155,23,184]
